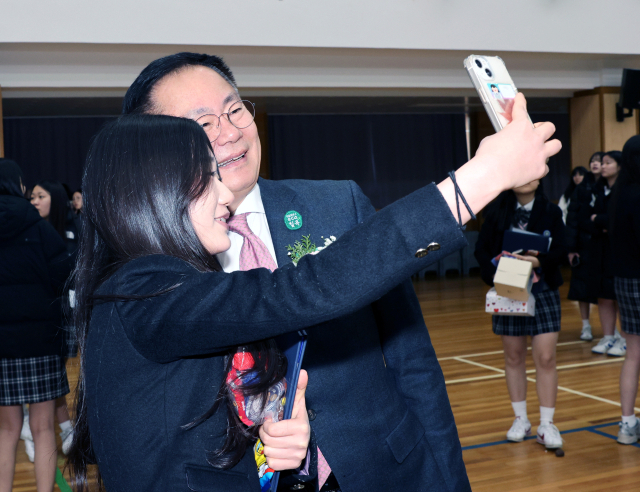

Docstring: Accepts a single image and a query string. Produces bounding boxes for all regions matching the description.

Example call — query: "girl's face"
[72,192,83,211]
[590,158,602,175]
[31,185,51,219]
[513,179,540,196]
[601,155,621,180]
[573,173,584,186]
[189,166,234,255]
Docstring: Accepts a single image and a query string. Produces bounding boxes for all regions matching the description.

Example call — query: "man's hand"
[568,252,579,265]
[259,370,310,471]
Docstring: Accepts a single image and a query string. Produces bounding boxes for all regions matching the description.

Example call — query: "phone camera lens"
[485,69,492,77]
[475,59,482,68]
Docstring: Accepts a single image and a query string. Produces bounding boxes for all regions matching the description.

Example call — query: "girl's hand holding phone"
[259,370,310,471]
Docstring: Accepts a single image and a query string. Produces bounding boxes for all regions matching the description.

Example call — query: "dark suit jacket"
[85,181,470,492]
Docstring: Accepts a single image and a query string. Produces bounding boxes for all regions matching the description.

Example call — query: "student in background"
[586,151,624,356]
[72,189,83,215]
[0,159,72,492]
[609,136,640,444]
[565,153,603,341]
[28,180,76,456]
[558,166,588,224]
[475,180,566,450]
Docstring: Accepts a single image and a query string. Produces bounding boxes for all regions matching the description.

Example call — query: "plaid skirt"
[493,289,561,337]
[615,277,640,336]
[0,355,70,406]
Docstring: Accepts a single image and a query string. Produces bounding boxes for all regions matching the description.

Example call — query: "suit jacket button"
[415,248,428,258]
[291,484,305,490]
[307,409,316,421]
[427,242,441,252]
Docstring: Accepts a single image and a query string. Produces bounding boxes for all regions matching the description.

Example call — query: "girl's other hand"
[513,254,541,269]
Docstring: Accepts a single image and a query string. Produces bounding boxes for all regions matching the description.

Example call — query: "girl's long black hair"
[562,166,589,201]
[67,114,285,490]
[33,180,69,240]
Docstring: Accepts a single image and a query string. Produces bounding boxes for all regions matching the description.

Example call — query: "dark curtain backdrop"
[530,112,571,202]
[3,117,116,192]
[269,113,468,209]
[269,112,570,208]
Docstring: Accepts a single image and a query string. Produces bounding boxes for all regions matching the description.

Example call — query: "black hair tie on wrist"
[448,170,476,230]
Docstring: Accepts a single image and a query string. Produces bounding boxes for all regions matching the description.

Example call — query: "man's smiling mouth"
[218,152,246,168]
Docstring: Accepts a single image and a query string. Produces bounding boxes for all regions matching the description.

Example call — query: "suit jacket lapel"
[259,178,311,267]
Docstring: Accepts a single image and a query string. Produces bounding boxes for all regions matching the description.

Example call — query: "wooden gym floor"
[13,268,640,491]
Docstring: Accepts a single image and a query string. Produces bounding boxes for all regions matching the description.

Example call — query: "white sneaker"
[617,418,640,444]
[506,417,531,442]
[592,336,616,354]
[24,437,35,462]
[537,422,563,449]
[20,415,32,441]
[580,325,593,341]
[60,427,74,455]
[607,337,627,357]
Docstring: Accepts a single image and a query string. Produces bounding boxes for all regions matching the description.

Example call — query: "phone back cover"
[464,55,519,132]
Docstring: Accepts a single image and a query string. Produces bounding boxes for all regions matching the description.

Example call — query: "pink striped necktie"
[227,211,333,488]
[226,212,277,272]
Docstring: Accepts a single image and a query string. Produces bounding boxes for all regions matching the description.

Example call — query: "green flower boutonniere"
[286,235,337,265]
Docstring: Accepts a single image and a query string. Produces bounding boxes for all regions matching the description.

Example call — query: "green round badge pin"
[284,211,302,230]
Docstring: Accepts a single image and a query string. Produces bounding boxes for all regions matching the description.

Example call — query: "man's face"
[152,66,261,211]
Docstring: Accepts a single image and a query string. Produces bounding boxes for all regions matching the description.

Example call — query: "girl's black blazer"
[475,195,567,290]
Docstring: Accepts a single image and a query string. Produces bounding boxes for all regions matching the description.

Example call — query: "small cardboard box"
[493,257,533,301]
[486,287,536,317]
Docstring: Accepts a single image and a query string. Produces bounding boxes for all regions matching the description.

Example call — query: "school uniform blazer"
[474,195,566,290]
[85,181,471,492]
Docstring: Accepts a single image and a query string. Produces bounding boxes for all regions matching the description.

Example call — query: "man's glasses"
[196,100,255,142]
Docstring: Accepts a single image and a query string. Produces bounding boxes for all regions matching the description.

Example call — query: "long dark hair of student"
[67,114,286,489]
[489,181,546,232]
[34,180,68,240]
[610,136,640,235]
[562,166,589,201]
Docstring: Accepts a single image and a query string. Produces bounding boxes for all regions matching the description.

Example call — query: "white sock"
[540,406,555,426]
[59,420,72,433]
[622,415,637,427]
[614,330,622,339]
[582,319,590,329]
[511,401,528,421]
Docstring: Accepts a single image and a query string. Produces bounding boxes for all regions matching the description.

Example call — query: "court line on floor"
[525,377,640,413]
[445,356,624,385]
[461,422,640,451]
[449,354,640,412]
[438,341,586,361]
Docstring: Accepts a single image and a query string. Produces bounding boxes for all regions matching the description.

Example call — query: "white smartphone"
[464,55,521,132]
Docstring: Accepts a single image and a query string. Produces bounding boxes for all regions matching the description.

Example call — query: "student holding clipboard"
[475,180,567,450]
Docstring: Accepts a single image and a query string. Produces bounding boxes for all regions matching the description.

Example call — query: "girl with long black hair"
[565,153,603,341]
[68,96,559,491]
[587,151,624,356]
[558,166,588,224]
[609,136,640,444]
[475,180,567,450]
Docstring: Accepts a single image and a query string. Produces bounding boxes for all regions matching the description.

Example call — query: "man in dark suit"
[123,53,471,491]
